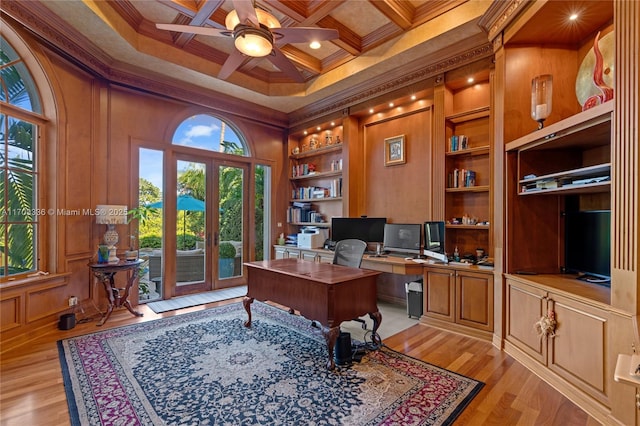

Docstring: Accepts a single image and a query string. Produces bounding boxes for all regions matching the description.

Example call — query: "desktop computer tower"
[405,280,423,319]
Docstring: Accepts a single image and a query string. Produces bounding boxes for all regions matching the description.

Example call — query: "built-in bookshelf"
[444,105,491,258]
[287,127,344,232]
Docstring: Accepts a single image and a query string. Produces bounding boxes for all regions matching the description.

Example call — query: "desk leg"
[243,296,254,327]
[320,326,340,370]
[368,310,382,345]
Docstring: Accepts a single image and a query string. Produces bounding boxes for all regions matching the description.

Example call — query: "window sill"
[0,272,72,290]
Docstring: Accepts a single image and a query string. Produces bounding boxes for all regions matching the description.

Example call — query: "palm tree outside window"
[0,36,42,277]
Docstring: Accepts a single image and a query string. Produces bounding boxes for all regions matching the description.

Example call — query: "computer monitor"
[331,217,387,243]
[382,223,422,256]
[423,221,447,262]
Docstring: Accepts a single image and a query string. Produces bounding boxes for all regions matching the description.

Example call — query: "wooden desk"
[89,260,144,326]
[361,254,425,275]
[243,258,381,370]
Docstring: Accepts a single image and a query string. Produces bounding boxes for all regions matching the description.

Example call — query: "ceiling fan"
[156,0,339,82]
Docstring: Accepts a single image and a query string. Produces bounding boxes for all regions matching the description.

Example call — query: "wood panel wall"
[0,20,287,349]
[362,107,433,223]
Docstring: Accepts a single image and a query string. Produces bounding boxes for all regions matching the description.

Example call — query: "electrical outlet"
[68,296,78,306]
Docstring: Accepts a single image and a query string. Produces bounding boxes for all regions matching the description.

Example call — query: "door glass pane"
[177,160,206,285]
[219,164,243,279]
[255,165,270,261]
[138,148,163,301]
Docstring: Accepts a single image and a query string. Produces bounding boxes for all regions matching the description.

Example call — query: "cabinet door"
[506,279,547,364]
[456,269,493,331]
[548,292,609,405]
[300,250,318,262]
[424,267,455,322]
[317,253,334,264]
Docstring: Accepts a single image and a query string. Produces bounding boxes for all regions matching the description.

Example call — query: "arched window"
[0,35,43,277]
[172,114,249,156]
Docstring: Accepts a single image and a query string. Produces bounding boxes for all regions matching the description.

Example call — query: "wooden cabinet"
[422,265,494,339]
[480,1,640,423]
[505,102,612,276]
[506,277,609,406]
[273,245,334,264]
[287,126,344,237]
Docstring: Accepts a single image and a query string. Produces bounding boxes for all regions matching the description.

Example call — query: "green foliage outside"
[133,141,265,259]
[219,242,236,258]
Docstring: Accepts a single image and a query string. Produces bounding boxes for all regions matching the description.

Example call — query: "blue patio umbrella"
[147,194,205,212]
[147,195,205,242]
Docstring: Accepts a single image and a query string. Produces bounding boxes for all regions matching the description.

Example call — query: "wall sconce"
[531,74,553,129]
[95,205,128,263]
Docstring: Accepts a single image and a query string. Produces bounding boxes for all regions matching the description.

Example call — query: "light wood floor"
[0,299,601,426]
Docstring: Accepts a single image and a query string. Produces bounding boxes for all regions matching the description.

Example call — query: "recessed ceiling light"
[389,102,394,108]
[316,126,321,131]
[309,41,321,49]
[330,121,335,126]
[411,95,417,100]
[369,108,374,114]
[303,130,308,135]
[467,77,474,84]
[569,13,578,21]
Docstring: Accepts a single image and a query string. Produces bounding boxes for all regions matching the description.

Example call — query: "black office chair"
[332,239,367,267]
[333,239,369,330]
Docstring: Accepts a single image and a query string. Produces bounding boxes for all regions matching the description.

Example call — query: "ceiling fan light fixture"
[225,8,280,30]
[234,25,273,57]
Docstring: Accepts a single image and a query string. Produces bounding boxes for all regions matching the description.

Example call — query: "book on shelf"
[292,163,317,177]
[448,135,468,152]
[448,168,476,188]
[292,201,311,208]
[287,206,325,224]
[293,181,342,200]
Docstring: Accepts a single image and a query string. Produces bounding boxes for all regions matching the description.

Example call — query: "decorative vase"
[97,245,109,264]
[125,250,138,261]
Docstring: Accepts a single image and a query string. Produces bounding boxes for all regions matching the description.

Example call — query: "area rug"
[58,301,483,425]
[146,285,247,313]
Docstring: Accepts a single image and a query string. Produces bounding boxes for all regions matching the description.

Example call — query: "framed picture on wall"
[384,135,405,166]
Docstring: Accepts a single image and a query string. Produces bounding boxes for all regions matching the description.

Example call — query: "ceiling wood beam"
[316,15,361,56]
[370,0,415,30]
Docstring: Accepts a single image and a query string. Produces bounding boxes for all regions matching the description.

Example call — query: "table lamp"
[95,204,128,263]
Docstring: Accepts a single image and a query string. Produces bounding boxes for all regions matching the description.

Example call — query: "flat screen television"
[331,217,387,243]
[383,223,422,256]
[564,210,611,284]
[424,221,447,262]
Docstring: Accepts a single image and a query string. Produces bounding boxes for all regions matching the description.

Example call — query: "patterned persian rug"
[58,301,483,425]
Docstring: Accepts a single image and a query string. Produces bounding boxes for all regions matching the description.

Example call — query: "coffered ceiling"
[1,0,494,122]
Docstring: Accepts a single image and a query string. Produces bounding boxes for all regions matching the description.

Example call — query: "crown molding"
[287,41,493,127]
[1,0,288,128]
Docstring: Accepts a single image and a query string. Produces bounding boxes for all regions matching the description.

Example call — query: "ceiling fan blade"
[218,49,249,80]
[268,47,305,83]
[232,0,260,27]
[156,23,231,38]
[273,27,339,45]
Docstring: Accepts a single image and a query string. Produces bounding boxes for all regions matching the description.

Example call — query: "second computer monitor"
[424,221,447,262]
[382,223,422,256]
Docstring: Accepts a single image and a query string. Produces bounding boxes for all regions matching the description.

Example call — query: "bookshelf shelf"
[289,197,342,203]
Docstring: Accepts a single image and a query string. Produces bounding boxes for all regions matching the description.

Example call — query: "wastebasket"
[405,279,423,318]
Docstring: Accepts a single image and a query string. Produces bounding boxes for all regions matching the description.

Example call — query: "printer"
[297,226,328,249]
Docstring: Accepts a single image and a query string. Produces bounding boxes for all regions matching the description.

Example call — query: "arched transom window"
[172,114,249,156]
